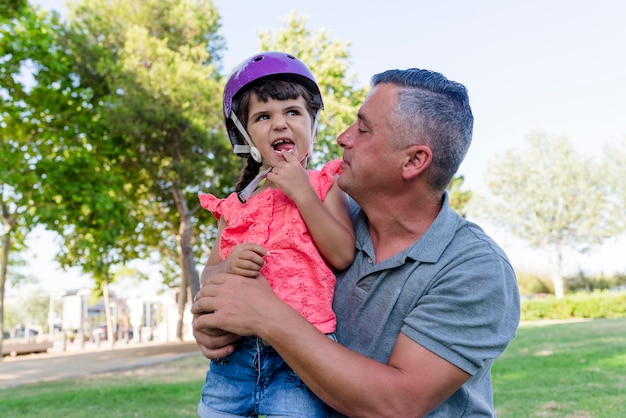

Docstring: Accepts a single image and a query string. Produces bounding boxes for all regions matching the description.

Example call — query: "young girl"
[197,52,355,417]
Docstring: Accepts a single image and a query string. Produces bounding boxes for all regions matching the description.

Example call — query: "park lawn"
[1,318,624,417]
[493,317,626,418]
[0,354,209,418]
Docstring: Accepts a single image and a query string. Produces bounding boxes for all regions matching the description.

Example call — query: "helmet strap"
[230,113,262,163]
[305,110,321,160]
[237,166,273,204]
[231,109,321,164]
[311,110,321,141]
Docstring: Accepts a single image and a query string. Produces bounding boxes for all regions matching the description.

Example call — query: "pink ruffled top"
[199,159,342,334]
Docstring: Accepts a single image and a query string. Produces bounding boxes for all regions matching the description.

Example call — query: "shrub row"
[521,290,626,321]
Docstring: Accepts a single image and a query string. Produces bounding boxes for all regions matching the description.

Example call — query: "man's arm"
[191,273,470,417]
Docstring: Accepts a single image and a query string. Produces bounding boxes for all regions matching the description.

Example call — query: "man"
[192,68,520,417]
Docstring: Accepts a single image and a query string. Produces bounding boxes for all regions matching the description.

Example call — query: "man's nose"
[337,125,353,148]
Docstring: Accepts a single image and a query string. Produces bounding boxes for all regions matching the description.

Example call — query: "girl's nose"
[272,115,287,130]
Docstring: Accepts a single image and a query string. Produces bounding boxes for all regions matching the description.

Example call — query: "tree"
[5,287,59,332]
[58,0,235,339]
[447,175,472,217]
[479,130,617,298]
[38,145,142,348]
[0,2,77,357]
[0,0,28,19]
[603,137,626,233]
[1,1,148,350]
[257,12,367,167]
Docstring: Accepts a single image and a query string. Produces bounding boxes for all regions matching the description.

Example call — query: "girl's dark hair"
[234,78,321,193]
[236,158,263,193]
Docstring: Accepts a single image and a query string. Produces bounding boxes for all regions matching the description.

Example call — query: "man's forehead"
[359,84,396,123]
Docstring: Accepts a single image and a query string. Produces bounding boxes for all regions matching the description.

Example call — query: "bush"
[565,270,626,293]
[521,290,626,321]
[515,270,552,295]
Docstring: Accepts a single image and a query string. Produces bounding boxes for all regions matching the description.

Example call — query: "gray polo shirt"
[330,193,520,417]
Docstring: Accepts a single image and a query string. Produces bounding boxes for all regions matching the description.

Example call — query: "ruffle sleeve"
[198,193,223,221]
[310,159,342,201]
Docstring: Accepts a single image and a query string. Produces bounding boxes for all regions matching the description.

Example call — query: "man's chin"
[337,176,350,193]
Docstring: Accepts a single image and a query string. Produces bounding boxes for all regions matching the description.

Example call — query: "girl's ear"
[402,144,431,180]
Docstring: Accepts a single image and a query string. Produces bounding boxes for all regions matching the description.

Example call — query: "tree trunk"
[550,270,565,299]
[172,182,200,340]
[0,231,11,359]
[548,243,565,299]
[176,273,188,341]
[102,281,116,350]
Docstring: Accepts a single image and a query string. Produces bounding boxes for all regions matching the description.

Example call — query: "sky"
[13,0,626,297]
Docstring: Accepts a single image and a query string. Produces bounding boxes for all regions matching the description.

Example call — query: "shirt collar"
[351,192,463,264]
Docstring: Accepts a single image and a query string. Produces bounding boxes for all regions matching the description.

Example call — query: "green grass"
[0,354,210,418]
[493,318,626,418]
[1,319,624,417]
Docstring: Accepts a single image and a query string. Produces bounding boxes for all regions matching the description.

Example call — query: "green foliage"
[484,131,615,249]
[0,0,80,351]
[0,0,28,18]
[515,270,553,295]
[257,12,367,168]
[603,138,626,233]
[4,288,61,329]
[1,5,57,247]
[521,290,626,321]
[477,131,620,298]
[446,175,472,217]
[565,269,626,293]
[45,0,236,299]
[518,269,626,296]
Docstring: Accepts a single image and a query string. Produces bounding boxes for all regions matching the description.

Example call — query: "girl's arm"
[204,217,227,268]
[269,152,355,270]
[297,176,355,270]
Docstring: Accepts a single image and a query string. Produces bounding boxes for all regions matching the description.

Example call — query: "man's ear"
[402,145,431,180]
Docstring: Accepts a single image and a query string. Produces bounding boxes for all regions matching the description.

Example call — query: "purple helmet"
[223,51,323,159]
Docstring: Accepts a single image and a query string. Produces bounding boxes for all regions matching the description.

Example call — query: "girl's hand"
[268,150,316,204]
[224,242,268,277]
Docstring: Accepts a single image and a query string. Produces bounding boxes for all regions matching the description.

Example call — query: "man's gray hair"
[371,69,473,191]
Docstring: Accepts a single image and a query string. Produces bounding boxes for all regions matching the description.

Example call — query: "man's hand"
[193,243,268,358]
[192,314,240,359]
[192,271,284,357]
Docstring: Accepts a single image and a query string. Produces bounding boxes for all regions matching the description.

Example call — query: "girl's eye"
[287,109,299,116]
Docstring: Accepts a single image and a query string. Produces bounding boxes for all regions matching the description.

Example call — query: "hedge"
[520,290,626,321]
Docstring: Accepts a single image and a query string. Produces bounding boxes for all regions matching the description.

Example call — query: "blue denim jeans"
[198,335,334,417]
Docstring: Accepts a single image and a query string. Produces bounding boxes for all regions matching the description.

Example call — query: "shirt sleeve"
[401,245,520,375]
